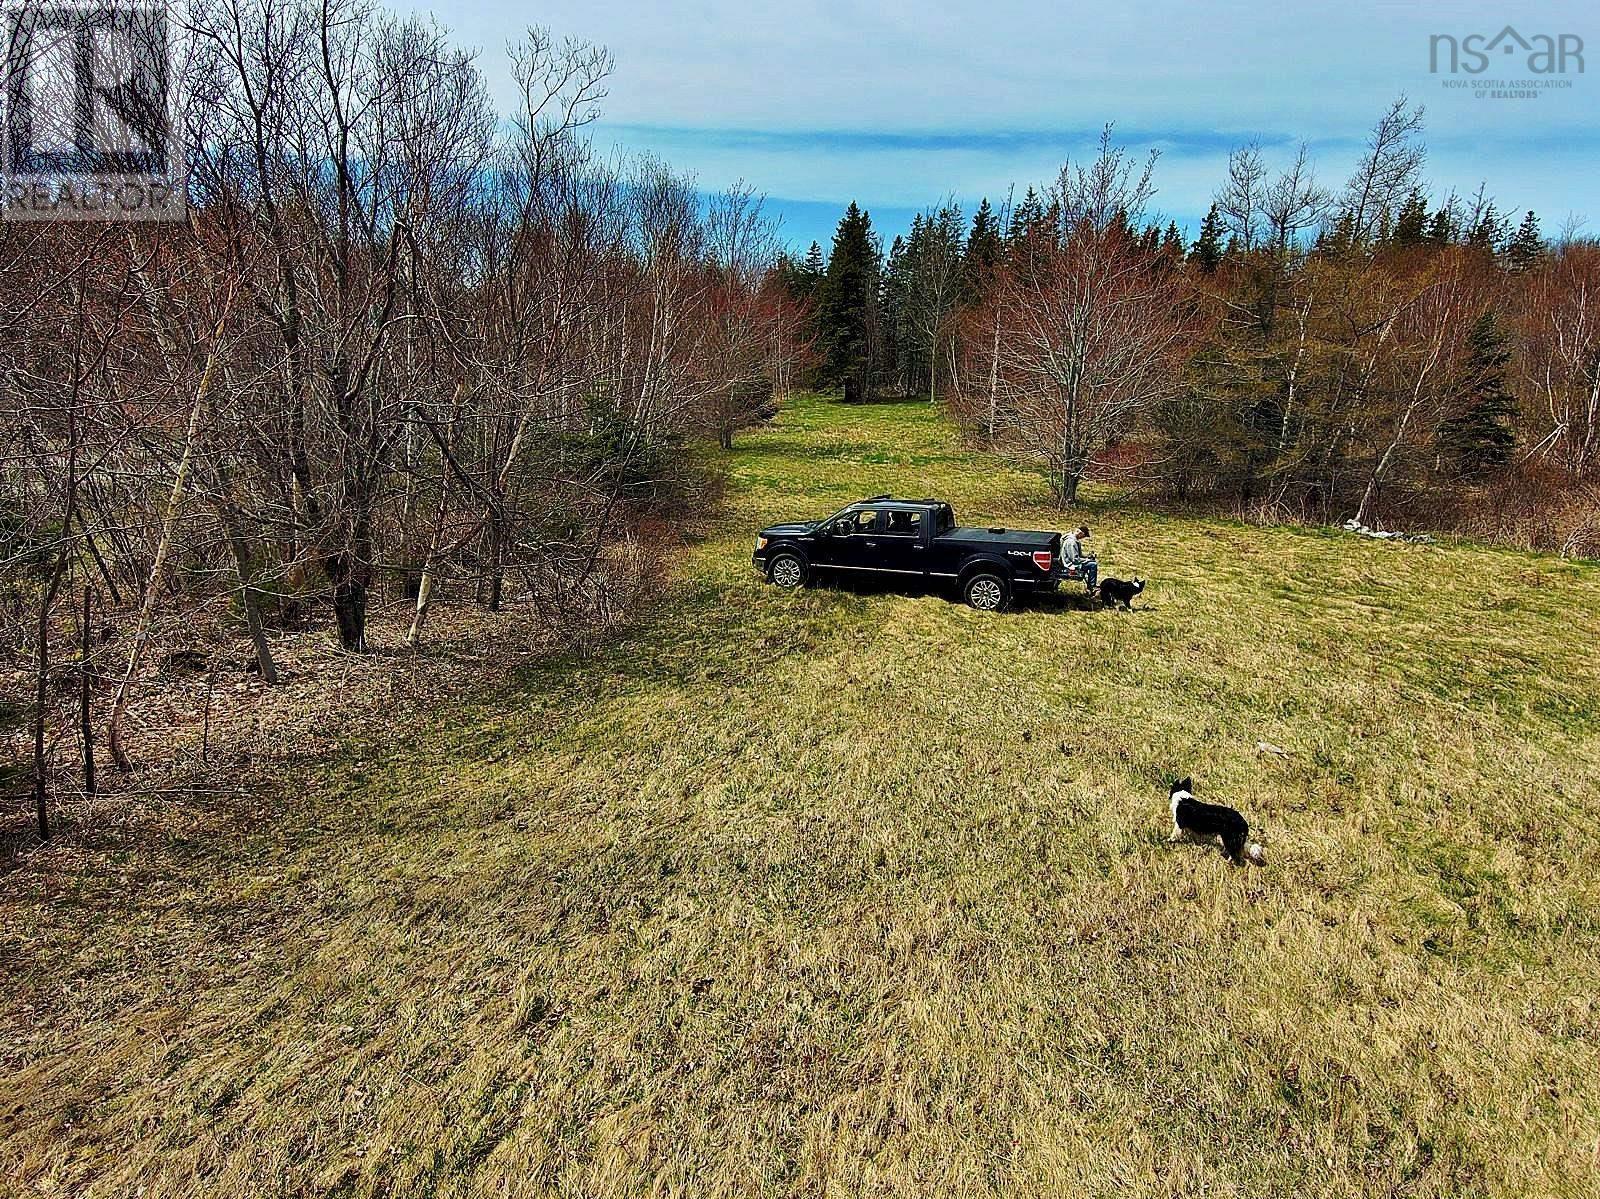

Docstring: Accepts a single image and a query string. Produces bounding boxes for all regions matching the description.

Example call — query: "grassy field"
[4,392,1600,1198]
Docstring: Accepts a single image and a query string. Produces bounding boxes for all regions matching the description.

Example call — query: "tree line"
[776,104,1599,540]
[2,0,809,837]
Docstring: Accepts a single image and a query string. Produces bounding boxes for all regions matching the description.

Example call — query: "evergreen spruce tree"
[1439,310,1517,477]
[1467,203,1504,253]
[879,234,909,394]
[890,204,967,400]
[1189,204,1224,274]
[1041,197,1063,239]
[1394,190,1429,246]
[817,202,882,400]
[1320,209,1358,258]
[772,242,829,376]
[1375,207,1394,245]
[1505,210,1544,272]
[1425,208,1454,246]
[772,250,801,295]
[1161,221,1185,262]
[963,198,1003,298]
[1008,188,1043,243]
[801,241,826,293]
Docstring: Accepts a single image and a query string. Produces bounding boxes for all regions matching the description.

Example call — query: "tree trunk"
[1354,408,1415,528]
[207,453,279,682]
[230,541,279,682]
[77,523,123,606]
[325,443,376,650]
[1581,371,1599,476]
[108,333,220,772]
[33,548,70,841]
[35,320,87,839]
[79,584,95,798]
[330,542,371,653]
[405,569,436,648]
[1355,324,1444,527]
[486,515,505,613]
[407,386,463,647]
[1058,417,1082,508]
[987,306,1001,442]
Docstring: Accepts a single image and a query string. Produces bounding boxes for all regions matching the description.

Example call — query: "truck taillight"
[1032,550,1053,571]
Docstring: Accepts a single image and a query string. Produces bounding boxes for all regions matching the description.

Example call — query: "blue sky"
[400,0,1598,251]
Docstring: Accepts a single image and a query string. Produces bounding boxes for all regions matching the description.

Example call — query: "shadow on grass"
[802,573,1101,615]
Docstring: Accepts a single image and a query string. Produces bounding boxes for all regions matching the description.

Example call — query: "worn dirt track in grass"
[4,394,1599,1198]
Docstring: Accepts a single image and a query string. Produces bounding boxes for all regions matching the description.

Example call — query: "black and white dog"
[1099,577,1145,609]
[1169,777,1266,866]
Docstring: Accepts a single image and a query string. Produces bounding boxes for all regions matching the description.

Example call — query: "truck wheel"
[769,552,807,589]
[963,571,1009,612]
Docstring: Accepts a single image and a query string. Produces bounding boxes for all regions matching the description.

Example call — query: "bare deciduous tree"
[1519,246,1600,477]
[1341,97,1426,245]
[993,130,1204,505]
[1218,143,1267,253]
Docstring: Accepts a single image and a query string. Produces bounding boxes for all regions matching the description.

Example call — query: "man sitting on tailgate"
[1060,524,1097,593]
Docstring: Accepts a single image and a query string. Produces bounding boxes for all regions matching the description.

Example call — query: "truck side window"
[883,510,922,537]
[836,510,878,535]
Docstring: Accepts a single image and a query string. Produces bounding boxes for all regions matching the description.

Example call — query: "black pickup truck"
[752,496,1085,611]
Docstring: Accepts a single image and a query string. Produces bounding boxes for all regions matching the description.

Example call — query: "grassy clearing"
[4,392,1599,1198]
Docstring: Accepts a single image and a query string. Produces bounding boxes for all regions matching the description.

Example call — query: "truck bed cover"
[936,526,1059,548]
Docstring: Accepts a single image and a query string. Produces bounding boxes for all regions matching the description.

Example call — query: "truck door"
[875,507,929,579]
[818,507,882,575]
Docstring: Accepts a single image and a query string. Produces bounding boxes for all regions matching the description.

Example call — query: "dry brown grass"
[3,393,1599,1197]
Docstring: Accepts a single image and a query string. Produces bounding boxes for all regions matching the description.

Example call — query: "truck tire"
[768,552,807,589]
[963,571,1009,612]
